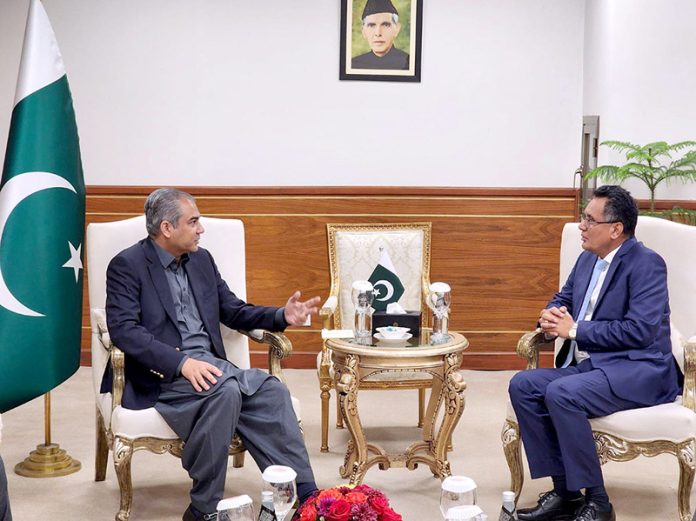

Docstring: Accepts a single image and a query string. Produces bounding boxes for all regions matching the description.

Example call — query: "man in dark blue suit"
[104,188,320,521]
[509,186,679,521]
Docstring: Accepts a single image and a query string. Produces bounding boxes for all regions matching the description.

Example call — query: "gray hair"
[363,13,399,25]
[144,188,195,237]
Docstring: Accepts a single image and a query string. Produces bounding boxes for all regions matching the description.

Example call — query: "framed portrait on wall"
[340,0,423,82]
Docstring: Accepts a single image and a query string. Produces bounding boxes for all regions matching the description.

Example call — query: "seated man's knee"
[509,370,536,398]
[544,379,575,409]
[264,377,291,401]
[218,379,243,406]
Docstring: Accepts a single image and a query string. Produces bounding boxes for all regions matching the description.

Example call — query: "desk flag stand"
[14,392,81,477]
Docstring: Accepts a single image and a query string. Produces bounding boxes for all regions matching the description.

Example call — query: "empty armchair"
[318,222,433,452]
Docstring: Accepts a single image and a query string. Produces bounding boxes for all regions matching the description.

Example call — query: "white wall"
[584,0,696,200]
[0,0,585,187]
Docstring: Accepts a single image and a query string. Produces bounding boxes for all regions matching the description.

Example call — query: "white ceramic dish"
[374,332,413,343]
[375,326,411,339]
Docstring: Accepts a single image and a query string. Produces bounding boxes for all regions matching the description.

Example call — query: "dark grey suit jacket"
[103,238,282,410]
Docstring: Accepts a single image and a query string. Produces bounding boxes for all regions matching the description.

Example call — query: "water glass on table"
[262,465,297,521]
[440,475,477,517]
[216,494,255,521]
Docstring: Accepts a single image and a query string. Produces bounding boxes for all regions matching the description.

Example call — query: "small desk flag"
[368,248,405,311]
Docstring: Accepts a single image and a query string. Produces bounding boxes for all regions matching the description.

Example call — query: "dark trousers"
[0,455,11,521]
[508,360,643,491]
[156,371,314,513]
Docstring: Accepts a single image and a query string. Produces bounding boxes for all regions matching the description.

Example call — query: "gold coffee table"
[327,330,468,484]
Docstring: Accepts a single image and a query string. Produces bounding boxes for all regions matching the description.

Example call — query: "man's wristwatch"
[568,322,578,341]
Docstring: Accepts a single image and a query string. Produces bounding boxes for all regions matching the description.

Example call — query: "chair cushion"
[506,398,696,444]
[671,322,685,374]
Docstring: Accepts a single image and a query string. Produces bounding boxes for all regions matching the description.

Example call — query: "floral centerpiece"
[293,484,403,521]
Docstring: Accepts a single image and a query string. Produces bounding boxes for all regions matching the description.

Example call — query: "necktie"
[560,258,609,368]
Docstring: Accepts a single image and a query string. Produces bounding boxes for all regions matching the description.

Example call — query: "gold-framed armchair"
[87,216,300,521]
[501,216,696,521]
[317,222,432,452]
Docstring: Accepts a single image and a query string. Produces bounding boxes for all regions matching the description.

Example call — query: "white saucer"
[374,332,413,343]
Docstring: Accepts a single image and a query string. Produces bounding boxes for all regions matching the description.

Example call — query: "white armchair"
[502,216,696,521]
[318,222,432,452]
[88,216,299,521]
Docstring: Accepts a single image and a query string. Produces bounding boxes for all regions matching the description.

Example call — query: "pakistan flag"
[368,248,405,312]
[0,0,85,413]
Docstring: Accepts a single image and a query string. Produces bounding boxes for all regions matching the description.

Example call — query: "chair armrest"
[517,329,554,370]
[240,329,293,385]
[111,346,125,409]
[682,337,696,411]
[95,315,125,410]
[320,295,338,328]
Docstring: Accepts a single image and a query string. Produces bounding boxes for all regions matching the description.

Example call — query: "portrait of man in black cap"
[351,0,410,70]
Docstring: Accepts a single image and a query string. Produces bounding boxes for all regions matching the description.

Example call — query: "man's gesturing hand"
[284,291,321,326]
[181,358,223,392]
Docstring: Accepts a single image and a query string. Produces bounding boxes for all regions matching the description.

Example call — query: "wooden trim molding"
[82,186,584,370]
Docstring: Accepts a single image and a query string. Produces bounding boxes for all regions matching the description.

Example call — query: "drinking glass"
[444,505,485,520]
[440,475,477,518]
[216,494,255,521]
[262,465,297,521]
[428,282,452,343]
[351,280,374,339]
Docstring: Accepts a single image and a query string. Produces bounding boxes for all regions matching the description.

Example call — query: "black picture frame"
[340,0,423,82]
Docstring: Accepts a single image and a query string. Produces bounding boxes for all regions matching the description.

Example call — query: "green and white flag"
[0,0,85,413]
[368,248,405,312]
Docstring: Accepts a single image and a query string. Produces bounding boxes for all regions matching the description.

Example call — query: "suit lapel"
[143,240,178,327]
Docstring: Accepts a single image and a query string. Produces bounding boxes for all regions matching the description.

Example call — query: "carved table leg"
[432,354,466,479]
[336,354,367,485]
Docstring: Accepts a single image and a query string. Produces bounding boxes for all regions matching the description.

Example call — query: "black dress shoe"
[183,504,217,521]
[517,491,585,521]
[572,501,615,521]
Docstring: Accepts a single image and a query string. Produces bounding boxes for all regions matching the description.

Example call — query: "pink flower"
[325,499,352,521]
[296,503,317,521]
[345,491,368,504]
[369,495,390,514]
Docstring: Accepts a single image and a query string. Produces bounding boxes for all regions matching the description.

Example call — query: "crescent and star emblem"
[0,171,80,317]
[373,279,395,301]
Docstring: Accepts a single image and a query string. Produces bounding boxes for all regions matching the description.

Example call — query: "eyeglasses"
[580,213,618,228]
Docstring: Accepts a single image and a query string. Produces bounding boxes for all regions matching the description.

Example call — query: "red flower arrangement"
[293,484,403,521]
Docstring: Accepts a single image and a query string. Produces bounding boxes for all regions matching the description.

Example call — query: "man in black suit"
[104,188,319,521]
[351,0,410,70]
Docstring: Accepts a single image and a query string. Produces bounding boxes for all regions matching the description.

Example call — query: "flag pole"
[14,392,81,478]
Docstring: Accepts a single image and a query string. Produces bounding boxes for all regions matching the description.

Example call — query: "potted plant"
[586,140,696,212]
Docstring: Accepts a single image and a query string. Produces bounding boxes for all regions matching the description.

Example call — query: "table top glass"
[327,329,467,353]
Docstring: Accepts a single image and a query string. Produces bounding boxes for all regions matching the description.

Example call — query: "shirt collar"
[599,243,621,266]
[149,238,189,270]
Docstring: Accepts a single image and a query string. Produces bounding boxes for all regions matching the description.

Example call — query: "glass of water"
[216,495,254,521]
[262,465,297,521]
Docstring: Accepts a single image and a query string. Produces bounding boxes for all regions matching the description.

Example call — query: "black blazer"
[102,238,281,409]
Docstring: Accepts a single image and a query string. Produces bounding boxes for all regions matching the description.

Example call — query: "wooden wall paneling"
[82,187,579,370]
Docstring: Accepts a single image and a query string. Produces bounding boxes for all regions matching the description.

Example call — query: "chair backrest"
[86,215,251,396]
[559,216,696,369]
[327,223,431,329]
